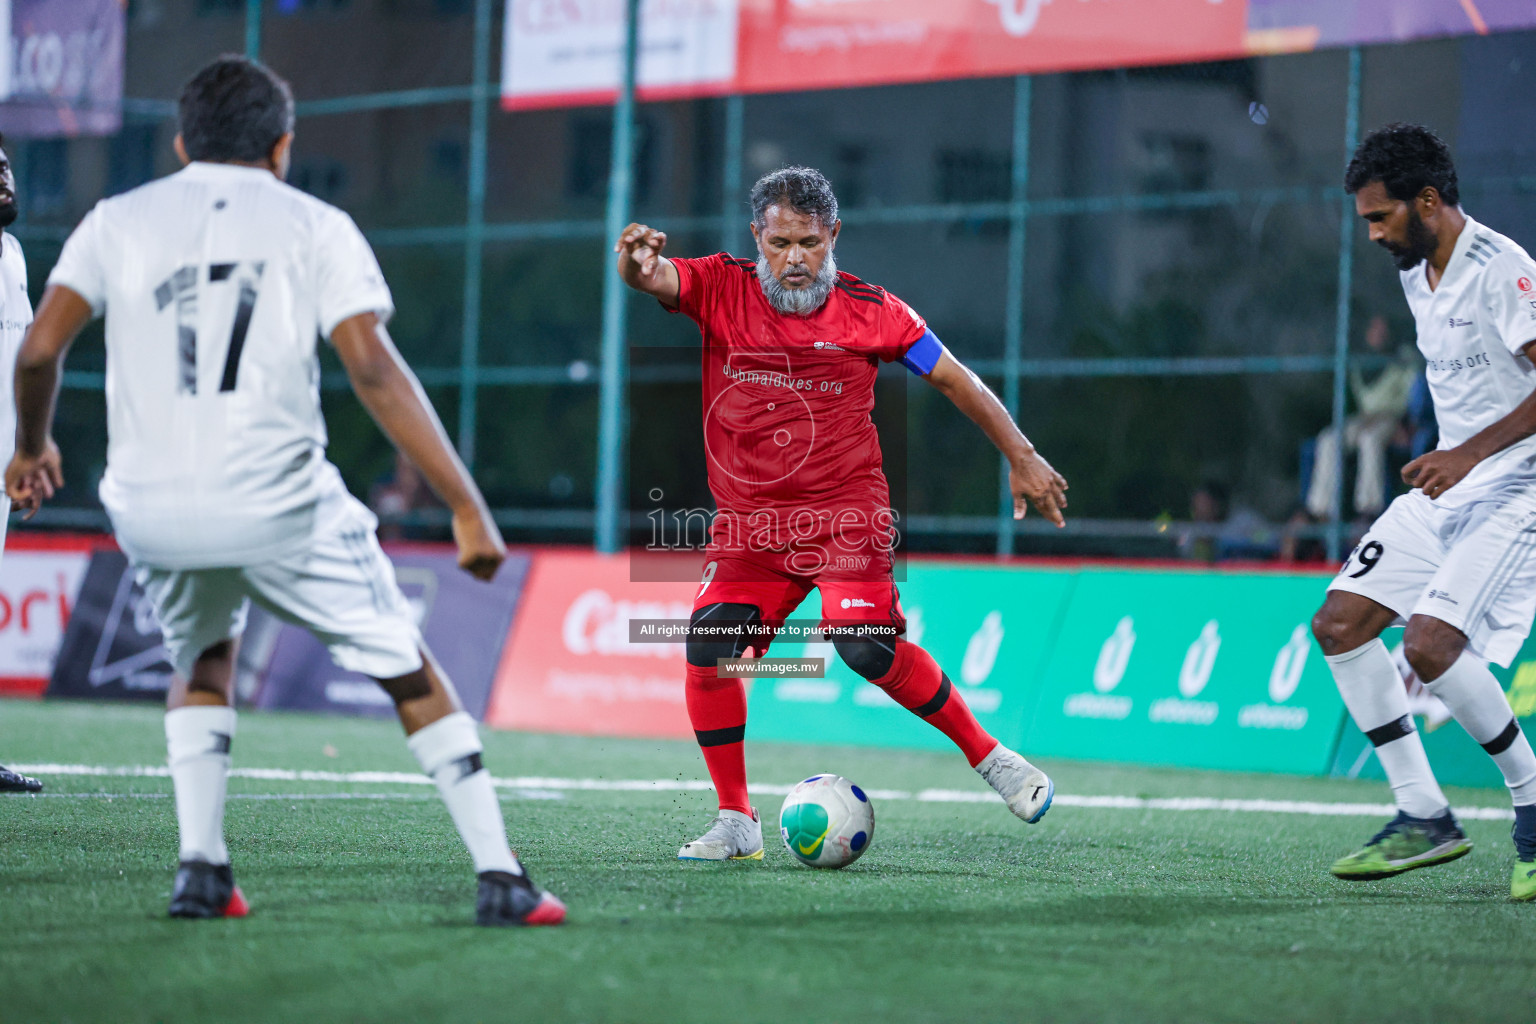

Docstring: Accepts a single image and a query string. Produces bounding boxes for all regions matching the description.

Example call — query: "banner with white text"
[0,0,125,137]
[0,538,93,697]
[502,1,1536,110]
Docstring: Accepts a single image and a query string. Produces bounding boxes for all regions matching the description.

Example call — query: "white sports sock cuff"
[406,711,482,776]
[165,706,237,764]
[1323,638,1389,667]
[1506,766,1536,790]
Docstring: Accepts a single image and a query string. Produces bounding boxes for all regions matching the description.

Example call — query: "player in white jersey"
[1311,124,1536,901]
[0,134,44,796]
[3,56,564,924]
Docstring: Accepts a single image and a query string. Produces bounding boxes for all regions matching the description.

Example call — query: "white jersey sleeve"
[315,208,392,338]
[1482,251,1536,357]
[47,203,109,315]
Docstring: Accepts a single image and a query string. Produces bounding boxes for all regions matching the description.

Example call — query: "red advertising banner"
[736,0,1247,95]
[0,534,104,698]
[503,0,1246,109]
[503,1,1536,110]
[484,549,700,739]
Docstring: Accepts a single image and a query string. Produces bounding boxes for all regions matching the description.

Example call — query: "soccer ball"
[779,773,874,869]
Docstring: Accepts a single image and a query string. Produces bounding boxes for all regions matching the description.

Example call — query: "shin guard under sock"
[872,642,996,766]
[686,663,751,814]
[165,706,237,865]
[1326,640,1449,818]
[1425,652,1536,806]
[407,712,521,876]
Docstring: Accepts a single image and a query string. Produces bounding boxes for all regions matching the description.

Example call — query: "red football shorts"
[690,547,905,656]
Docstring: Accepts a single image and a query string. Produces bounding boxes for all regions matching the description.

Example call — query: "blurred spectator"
[1177,481,1226,562]
[369,451,443,541]
[1305,315,1420,519]
[1177,481,1278,562]
[1277,506,1328,564]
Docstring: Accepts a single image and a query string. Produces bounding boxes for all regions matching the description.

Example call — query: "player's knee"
[184,640,236,700]
[685,603,763,668]
[833,631,896,681]
[1310,602,1366,656]
[1403,616,1466,683]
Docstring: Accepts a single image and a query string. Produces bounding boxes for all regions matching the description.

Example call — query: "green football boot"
[1512,808,1536,902]
[1330,810,1472,881]
[1511,860,1536,902]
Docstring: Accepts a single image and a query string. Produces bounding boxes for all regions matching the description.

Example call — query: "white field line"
[10,763,1517,821]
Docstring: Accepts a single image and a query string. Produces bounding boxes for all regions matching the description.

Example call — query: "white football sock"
[407,712,521,875]
[1326,640,1449,818]
[1424,652,1536,805]
[165,706,237,865]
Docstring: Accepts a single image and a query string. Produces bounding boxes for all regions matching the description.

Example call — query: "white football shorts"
[136,493,423,680]
[1327,489,1536,666]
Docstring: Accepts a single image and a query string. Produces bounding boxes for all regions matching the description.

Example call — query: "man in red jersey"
[616,166,1069,861]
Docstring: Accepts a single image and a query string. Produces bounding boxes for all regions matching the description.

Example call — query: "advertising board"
[1020,568,1345,775]
[502,1,1536,109]
[0,536,93,697]
[483,550,698,738]
[0,0,126,137]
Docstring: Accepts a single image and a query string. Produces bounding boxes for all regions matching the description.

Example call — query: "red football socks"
[873,641,997,766]
[685,663,752,814]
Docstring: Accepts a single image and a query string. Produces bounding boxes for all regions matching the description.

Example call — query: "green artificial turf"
[3,699,1535,1023]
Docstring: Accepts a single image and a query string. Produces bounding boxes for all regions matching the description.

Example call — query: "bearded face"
[756,249,837,316]
[751,204,840,316]
[1382,204,1437,272]
[0,148,16,229]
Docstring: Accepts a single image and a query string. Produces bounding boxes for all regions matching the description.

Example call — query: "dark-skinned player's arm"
[614,222,681,308]
[4,285,94,516]
[1402,337,1536,500]
[923,348,1069,527]
[330,311,505,581]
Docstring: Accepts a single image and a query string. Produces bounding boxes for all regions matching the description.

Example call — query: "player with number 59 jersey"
[1314,124,1536,901]
[46,155,386,567]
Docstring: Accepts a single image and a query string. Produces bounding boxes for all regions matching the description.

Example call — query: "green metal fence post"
[721,93,744,254]
[459,0,493,469]
[1328,47,1362,561]
[595,0,642,553]
[997,75,1032,556]
[245,0,262,58]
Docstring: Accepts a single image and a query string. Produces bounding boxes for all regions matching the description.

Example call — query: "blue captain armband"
[901,327,945,376]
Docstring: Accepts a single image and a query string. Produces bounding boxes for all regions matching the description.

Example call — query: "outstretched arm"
[4,285,94,514]
[331,312,506,580]
[613,222,681,308]
[923,349,1068,527]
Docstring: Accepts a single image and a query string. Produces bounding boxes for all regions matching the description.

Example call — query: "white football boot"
[976,744,1054,824]
[677,807,764,861]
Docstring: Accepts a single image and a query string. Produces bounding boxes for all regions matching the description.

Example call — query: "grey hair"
[749,166,839,230]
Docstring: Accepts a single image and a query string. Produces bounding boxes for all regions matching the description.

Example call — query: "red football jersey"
[667,253,927,541]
